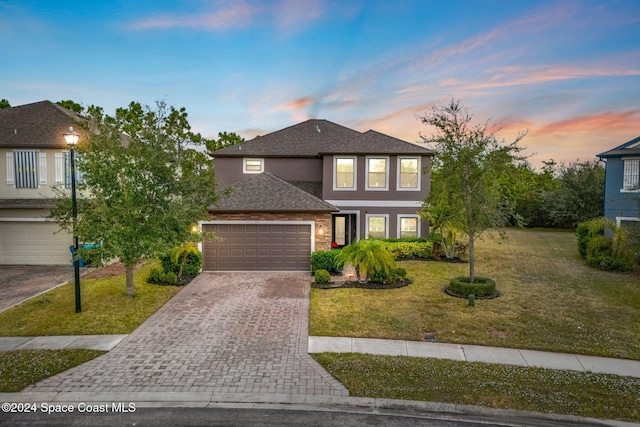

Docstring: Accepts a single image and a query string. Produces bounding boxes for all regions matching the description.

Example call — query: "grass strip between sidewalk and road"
[313,353,640,423]
[0,261,182,336]
[0,349,106,392]
[310,229,640,360]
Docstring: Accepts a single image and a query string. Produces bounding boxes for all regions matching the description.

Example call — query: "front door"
[332,214,357,248]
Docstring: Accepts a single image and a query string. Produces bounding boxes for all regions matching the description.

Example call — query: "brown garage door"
[202,223,311,271]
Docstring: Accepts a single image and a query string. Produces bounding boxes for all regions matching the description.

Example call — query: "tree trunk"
[125,265,135,297]
[469,233,475,283]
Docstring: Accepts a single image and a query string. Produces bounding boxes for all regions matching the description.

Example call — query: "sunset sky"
[1,0,639,167]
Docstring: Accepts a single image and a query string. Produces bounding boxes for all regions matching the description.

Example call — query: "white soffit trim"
[326,200,423,208]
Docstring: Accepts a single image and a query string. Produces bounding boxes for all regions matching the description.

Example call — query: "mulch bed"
[81,262,130,279]
[312,279,412,290]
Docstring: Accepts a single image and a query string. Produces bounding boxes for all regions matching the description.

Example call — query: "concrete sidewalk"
[0,335,127,352]
[308,336,640,378]
[3,334,640,379]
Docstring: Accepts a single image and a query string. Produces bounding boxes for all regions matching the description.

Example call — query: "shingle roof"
[208,173,337,212]
[212,119,361,157]
[322,130,433,155]
[598,135,640,158]
[0,101,86,149]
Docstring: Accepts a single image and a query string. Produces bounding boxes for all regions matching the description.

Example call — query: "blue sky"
[1,0,639,167]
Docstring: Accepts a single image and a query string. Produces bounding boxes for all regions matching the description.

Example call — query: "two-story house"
[202,119,433,271]
[0,101,84,265]
[598,136,640,238]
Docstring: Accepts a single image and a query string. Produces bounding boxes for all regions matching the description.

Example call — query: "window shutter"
[5,152,14,185]
[55,152,64,184]
[64,152,72,189]
[39,152,47,184]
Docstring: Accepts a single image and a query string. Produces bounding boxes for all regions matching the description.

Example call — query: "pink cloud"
[534,110,640,137]
[130,2,257,31]
[274,0,324,29]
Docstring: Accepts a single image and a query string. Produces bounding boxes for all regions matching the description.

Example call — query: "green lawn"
[0,349,106,392]
[310,229,640,360]
[313,353,640,423]
[0,261,183,336]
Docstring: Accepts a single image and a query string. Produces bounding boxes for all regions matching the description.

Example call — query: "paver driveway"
[30,272,347,396]
[0,265,73,313]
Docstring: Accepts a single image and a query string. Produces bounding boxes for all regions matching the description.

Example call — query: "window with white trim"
[398,157,420,190]
[623,158,639,191]
[398,216,419,238]
[366,156,388,190]
[243,158,264,174]
[334,156,356,190]
[13,150,38,188]
[366,215,388,239]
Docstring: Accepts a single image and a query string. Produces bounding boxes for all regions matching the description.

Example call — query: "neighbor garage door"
[202,223,311,271]
[0,221,72,265]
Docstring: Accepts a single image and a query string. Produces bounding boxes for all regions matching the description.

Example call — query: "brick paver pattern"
[30,272,347,396]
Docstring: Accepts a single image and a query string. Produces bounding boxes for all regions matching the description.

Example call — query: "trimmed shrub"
[311,250,342,275]
[375,237,429,243]
[586,235,612,267]
[382,241,432,260]
[576,221,591,259]
[160,250,202,276]
[370,268,391,284]
[149,268,162,283]
[394,267,407,279]
[314,269,331,284]
[448,276,496,298]
[160,271,178,285]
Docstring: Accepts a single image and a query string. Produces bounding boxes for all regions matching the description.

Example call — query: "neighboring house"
[597,136,640,237]
[0,101,85,265]
[203,119,433,271]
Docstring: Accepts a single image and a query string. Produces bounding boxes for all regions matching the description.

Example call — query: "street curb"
[1,392,637,426]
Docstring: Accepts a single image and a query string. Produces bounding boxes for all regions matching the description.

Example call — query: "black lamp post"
[64,127,81,313]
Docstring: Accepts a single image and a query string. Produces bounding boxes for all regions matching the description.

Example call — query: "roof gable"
[212,119,361,157]
[598,135,640,158]
[209,172,337,212]
[0,100,86,149]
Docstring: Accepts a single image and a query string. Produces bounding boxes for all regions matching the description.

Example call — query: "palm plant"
[170,242,200,278]
[582,217,629,259]
[336,239,397,283]
[419,200,461,259]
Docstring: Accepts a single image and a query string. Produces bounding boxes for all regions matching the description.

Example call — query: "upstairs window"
[334,156,356,190]
[398,157,420,190]
[623,158,639,191]
[243,158,264,174]
[366,157,388,190]
[13,150,38,188]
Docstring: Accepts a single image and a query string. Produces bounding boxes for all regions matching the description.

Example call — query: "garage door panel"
[0,222,71,265]
[203,223,311,271]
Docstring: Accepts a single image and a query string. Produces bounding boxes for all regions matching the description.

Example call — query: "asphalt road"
[0,407,614,427]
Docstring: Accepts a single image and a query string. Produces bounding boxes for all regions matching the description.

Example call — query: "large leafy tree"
[50,101,217,297]
[419,99,526,282]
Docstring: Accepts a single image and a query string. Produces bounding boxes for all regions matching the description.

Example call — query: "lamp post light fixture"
[64,127,81,313]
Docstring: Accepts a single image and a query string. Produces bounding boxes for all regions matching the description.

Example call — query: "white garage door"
[0,221,72,265]
[202,223,312,271]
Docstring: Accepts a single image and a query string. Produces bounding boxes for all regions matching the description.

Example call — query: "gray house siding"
[321,155,431,201]
[214,157,322,188]
[603,157,640,222]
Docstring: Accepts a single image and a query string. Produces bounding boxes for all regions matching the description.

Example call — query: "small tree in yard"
[50,101,218,297]
[418,99,526,283]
